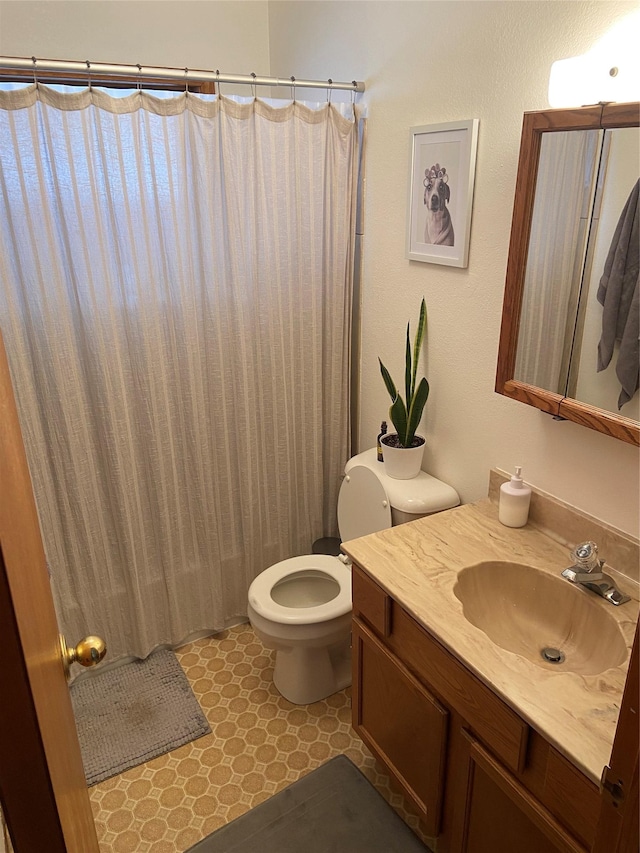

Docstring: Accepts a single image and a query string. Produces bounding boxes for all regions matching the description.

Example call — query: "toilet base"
[247,600,352,705]
[272,636,351,705]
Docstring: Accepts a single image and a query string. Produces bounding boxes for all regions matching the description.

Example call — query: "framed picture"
[406,119,479,267]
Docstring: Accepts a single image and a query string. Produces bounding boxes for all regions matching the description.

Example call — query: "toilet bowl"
[247,448,460,704]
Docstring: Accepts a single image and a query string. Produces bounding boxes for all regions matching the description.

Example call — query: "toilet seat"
[248,555,351,625]
[249,467,393,627]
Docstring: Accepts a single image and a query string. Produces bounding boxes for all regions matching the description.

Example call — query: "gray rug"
[70,648,211,786]
[186,754,430,853]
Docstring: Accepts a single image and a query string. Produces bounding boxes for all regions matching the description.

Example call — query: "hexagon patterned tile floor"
[89,624,432,852]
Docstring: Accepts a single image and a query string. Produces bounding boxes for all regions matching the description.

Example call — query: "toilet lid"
[337,464,392,542]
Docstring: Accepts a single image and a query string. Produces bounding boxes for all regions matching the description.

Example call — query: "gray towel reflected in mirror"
[597,178,640,410]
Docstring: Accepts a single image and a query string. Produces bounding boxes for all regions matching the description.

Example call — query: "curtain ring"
[327,79,333,104]
[136,64,142,91]
[250,71,257,99]
[184,66,189,96]
[31,56,38,87]
[290,75,296,103]
[86,60,92,91]
[216,69,221,96]
[351,81,357,106]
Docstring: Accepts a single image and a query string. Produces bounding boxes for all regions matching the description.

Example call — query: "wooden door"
[0,332,99,852]
[352,617,448,837]
[457,733,586,853]
[592,624,639,853]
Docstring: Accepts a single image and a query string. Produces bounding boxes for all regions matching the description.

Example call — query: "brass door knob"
[60,634,107,678]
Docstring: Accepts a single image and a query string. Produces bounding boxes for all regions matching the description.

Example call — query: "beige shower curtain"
[515,129,601,392]
[0,84,362,661]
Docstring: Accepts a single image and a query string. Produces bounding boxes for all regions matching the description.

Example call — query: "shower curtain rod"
[0,55,365,93]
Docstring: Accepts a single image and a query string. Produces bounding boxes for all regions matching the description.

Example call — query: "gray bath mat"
[70,648,211,786]
[186,754,430,853]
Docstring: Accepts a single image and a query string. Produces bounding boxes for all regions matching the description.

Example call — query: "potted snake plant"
[378,297,429,479]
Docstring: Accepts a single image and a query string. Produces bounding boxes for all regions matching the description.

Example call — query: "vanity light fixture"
[548,11,640,107]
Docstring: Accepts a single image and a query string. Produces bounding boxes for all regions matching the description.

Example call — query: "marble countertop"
[341,498,639,785]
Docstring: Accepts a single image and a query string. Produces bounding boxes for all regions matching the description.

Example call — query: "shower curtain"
[515,129,601,393]
[0,83,363,661]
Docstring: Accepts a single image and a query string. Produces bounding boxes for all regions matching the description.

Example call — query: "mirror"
[496,102,639,446]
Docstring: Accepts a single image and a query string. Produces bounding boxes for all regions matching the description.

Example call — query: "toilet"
[247,448,460,704]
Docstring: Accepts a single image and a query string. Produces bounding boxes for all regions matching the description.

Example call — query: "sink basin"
[453,561,628,675]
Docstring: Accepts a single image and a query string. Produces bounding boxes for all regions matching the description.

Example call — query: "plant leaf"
[389,395,408,444]
[406,377,430,444]
[411,298,427,399]
[404,323,412,409]
[379,358,397,401]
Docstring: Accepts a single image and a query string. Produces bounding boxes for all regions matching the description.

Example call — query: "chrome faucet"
[561,541,631,606]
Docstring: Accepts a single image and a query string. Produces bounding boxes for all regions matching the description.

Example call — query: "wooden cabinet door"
[458,732,586,853]
[352,618,448,837]
[593,624,639,853]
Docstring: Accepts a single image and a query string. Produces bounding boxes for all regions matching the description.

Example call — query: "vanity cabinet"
[351,563,600,853]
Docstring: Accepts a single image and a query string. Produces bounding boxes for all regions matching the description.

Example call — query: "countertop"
[341,498,639,785]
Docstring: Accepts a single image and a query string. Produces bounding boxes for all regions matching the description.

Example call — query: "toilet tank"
[344,448,460,525]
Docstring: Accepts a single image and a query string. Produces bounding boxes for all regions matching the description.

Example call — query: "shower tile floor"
[89,624,431,852]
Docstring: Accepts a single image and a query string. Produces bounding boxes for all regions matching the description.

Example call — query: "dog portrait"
[423,164,454,246]
[407,120,478,267]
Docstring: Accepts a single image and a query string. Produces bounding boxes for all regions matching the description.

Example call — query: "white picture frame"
[406,119,479,267]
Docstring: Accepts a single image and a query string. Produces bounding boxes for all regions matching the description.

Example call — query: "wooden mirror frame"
[496,102,640,446]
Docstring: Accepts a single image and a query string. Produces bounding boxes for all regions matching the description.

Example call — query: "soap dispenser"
[498,466,531,528]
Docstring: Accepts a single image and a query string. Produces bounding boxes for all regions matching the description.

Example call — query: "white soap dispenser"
[498,466,531,528]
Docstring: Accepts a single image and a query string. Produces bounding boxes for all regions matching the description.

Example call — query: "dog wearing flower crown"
[423,163,454,246]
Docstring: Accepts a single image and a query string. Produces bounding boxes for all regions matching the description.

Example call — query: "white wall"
[0,0,638,538]
[268,0,640,538]
[0,1,270,94]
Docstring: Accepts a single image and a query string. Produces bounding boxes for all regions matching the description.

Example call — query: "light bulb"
[548,11,640,108]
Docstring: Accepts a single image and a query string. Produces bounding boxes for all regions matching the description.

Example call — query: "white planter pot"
[381,434,425,480]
